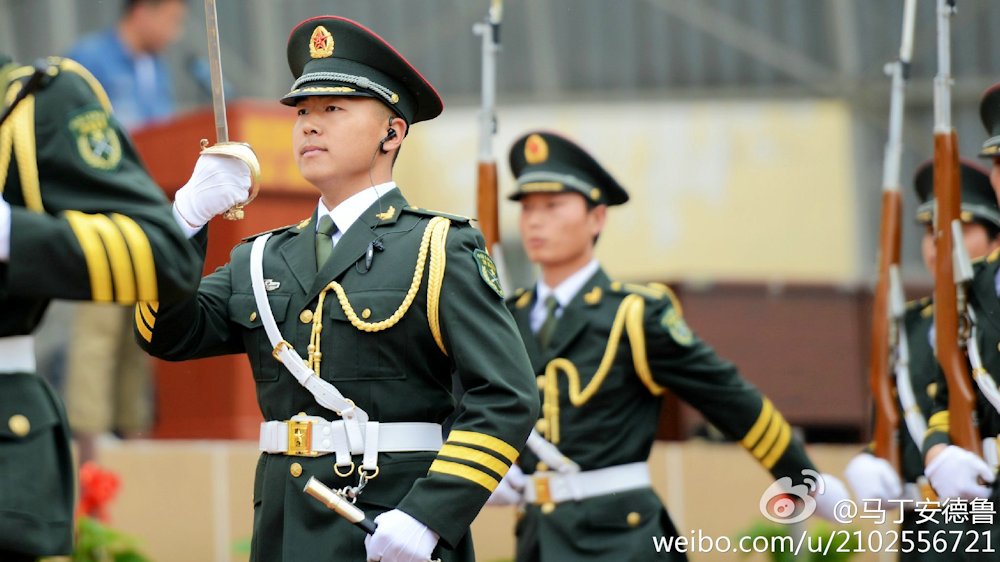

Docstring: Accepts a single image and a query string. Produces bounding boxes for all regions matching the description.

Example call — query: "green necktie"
[315,215,337,267]
[537,295,560,349]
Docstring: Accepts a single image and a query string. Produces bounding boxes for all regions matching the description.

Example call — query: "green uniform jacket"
[924,254,1000,561]
[136,187,539,561]
[0,57,199,556]
[506,268,816,562]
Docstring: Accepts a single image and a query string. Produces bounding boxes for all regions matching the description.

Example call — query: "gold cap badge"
[309,26,335,59]
[525,134,548,164]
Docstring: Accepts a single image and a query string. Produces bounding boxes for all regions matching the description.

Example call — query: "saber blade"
[204,0,228,143]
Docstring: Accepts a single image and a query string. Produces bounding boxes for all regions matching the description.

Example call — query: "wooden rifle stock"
[933,130,982,455]
[870,191,902,471]
[477,161,500,252]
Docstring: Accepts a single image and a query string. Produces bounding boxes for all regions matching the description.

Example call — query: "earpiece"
[379,117,398,152]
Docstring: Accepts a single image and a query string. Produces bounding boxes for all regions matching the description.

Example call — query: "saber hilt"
[303,476,377,534]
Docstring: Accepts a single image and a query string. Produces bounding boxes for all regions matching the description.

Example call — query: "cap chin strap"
[291,71,399,105]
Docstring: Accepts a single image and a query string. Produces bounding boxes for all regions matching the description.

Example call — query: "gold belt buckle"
[533,474,553,505]
[287,419,317,457]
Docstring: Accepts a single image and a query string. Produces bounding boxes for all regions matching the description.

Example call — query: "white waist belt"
[260,415,442,472]
[524,462,650,504]
[0,336,35,374]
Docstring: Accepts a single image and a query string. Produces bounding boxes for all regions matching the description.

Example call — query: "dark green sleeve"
[396,225,539,548]
[642,296,816,483]
[134,228,243,360]
[4,59,199,304]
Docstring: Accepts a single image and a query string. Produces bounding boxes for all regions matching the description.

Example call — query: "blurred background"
[5,1,1000,560]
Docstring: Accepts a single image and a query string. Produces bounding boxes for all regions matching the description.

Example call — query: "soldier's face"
[293,96,389,189]
[519,192,605,268]
[921,223,1000,279]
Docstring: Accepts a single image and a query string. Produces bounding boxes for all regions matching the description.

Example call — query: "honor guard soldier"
[135,16,539,562]
[489,131,849,561]
[0,54,247,559]
[921,87,1000,561]
[846,159,1000,561]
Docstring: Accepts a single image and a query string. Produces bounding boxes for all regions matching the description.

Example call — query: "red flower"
[77,461,121,522]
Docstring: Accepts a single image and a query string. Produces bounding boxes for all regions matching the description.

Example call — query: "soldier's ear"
[588,204,607,241]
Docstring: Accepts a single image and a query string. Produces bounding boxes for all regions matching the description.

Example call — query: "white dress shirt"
[530,259,600,333]
[316,181,396,247]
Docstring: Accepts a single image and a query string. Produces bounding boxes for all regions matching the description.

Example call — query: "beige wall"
[395,99,859,284]
[97,440,893,562]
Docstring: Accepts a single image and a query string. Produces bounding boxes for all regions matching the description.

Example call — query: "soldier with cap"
[0,54,250,559]
[135,16,538,562]
[918,89,1000,561]
[844,159,1000,562]
[487,130,850,561]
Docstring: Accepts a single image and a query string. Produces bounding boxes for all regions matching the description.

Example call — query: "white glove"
[813,473,851,522]
[0,197,10,262]
[364,509,438,562]
[173,153,252,230]
[925,445,995,499]
[486,464,526,506]
[844,453,904,504]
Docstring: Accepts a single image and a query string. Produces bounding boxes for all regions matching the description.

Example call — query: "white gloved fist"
[813,473,851,522]
[844,453,904,504]
[0,197,10,262]
[925,445,994,500]
[364,509,438,562]
[486,464,526,506]
[173,153,252,229]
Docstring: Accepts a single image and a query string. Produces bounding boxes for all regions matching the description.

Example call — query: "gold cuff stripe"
[752,411,784,460]
[112,214,158,301]
[137,302,155,329]
[65,211,113,302]
[429,459,499,492]
[740,399,775,449]
[446,430,519,463]
[88,213,135,303]
[144,301,158,316]
[438,444,510,478]
[925,411,950,437]
[761,422,792,469]
[135,304,153,343]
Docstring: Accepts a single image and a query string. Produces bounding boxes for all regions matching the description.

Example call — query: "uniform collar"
[536,259,600,309]
[317,181,396,235]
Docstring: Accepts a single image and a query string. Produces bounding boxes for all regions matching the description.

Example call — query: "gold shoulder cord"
[540,293,667,443]
[307,216,451,374]
[0,75,42,211]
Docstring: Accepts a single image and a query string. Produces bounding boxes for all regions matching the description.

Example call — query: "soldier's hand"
[925,445,994,499]
[812,473,851,522]
[364,509,438,562]
[0,197,9,262]
[173,153,253,231]
[844,453,903,505]
[486,464,525,506]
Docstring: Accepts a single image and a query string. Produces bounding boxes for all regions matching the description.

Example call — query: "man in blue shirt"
[67,0,186,130]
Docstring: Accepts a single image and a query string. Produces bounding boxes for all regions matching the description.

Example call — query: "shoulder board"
[905,296,931,311]
[610,281,685,315]
[987,247,1000,264]
[507,287,533,309]
[401,206,470,223]
[241,221,302,242]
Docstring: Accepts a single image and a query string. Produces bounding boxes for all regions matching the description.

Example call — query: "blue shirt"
[67,28,175,131]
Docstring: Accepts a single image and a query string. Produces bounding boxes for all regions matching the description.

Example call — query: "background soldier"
[489,130,848,562]
[845,159,1000,561]
[921,85,1000,562]
[0,54,244,559]
[135,16,538,562]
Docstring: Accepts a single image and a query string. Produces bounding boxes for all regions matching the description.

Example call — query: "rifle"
[474,0,508,287]
[932,0,981,456]
[869,0,917,475]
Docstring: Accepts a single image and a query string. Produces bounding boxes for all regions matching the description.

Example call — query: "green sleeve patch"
[472,249,504,298]
[660,306,693,346]
[67,106,122,171]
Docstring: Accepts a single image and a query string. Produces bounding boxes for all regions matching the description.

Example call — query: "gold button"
[249,311,257,322]
[536,376,546,390]
[627,511,641,527]
[541,502,556,514]
[535,419,548,434]
[996,341,1000,352]
[362,308,372,319]
[300,309,314,323]
[536,461,549,472]
[289,462,303,478]
[8,414,29,437]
